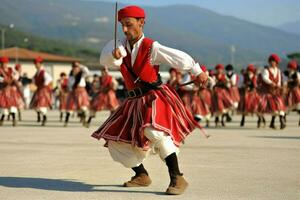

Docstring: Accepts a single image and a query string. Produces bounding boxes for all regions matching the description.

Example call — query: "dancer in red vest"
[30,57,53,126]
[57,72,69,122]
[257,54,286,129]
[284,60,300,126]
[191,65,213,126]
[212,64,233,127]
[92,5,208,195]
[0,57,23,126]
[86,66,119,127]
[238,64,261,127]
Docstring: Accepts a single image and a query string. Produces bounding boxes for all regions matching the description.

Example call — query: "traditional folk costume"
[57,72,69,122]
[30,57,53,126]
[14,64,25,121]
[190,66,213,126]
[225,64,240,109]
[284,60,300,126]
[212,64,233,127]
[238,64,261,127]
[64,62,90,127]
[86,67,120,127]
[257,54,286,129]
[180,72,194,114]
[91,5,207,195]
[0,57,23,126]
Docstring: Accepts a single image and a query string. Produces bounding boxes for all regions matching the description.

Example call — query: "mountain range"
[1,0,299,68]
[278,20,300,36]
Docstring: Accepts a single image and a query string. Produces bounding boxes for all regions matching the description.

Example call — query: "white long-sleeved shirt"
[100,34,203,76]
[262,67,281,87]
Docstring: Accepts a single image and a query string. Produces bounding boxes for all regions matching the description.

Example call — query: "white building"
[0,47,81,86]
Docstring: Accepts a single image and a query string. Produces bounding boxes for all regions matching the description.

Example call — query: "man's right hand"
[112,48,122,59]
[194,72,208,86]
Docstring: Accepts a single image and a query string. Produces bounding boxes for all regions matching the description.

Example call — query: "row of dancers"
[0,54,299,129]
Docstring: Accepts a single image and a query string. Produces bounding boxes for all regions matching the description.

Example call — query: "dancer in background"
[57,72,69,122]
[64,62,90,127]
[238,64,262,127]
[30,57,53,126]
[225,64,240,122]
[0,57,23,126]
[284,60,300,126]
[212,64,233,127]
[257,54,286,129]
[86,66,119,127]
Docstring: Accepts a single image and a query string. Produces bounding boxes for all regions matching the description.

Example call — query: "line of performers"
[1,53,299,129]
[167,54,300,129]
[0,56,120,127]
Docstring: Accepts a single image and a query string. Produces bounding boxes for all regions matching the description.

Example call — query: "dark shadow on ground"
[251,136,300,140]
[0,177,165,194]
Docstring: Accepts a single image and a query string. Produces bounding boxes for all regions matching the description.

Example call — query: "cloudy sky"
[92,0,300,27]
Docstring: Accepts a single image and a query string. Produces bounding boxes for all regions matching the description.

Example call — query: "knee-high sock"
[132,164,148,176]
[165,153,181,176]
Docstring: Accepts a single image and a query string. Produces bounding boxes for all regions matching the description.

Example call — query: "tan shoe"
[123,173,152,187]
[166,174,188,195]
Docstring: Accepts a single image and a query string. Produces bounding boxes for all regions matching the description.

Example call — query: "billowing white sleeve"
[99,39,127,69]
[79,64,90,77]
[151,41,203,76]
[297,72,300,84]
[231,74,237,86]
[262,69,273,84]
[44,71,52,86]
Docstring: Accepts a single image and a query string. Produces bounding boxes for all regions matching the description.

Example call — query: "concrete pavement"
[0,110,299,200]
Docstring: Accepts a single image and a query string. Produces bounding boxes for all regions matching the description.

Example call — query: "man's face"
[269,60,277,68]
[217,68,223,74]
[1,63,7,68]
[120,17,144,43]
[35,62,41,70]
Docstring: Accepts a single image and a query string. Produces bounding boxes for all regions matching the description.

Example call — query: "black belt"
[127,87,153,98]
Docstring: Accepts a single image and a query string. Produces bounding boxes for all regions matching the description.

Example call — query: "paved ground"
[0,110,299,200]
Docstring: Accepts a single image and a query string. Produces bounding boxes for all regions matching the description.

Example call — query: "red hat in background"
[287,60,298,70]
[215,64,224,70]
[200,65,207,72]
[209,70,215,77]
[118,5,145,21]
[15,63,21,70]
[268,54,281,64]
[0,57,9,63]
[34,56,43,64]
[247,64,256,73]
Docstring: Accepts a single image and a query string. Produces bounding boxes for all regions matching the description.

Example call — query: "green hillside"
[1,24,99,67]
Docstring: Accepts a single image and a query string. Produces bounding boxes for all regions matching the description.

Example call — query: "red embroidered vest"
[120,38,159,90]
[262,68,280,93]
[34,69,45,88]
[101,75,113,88]
[0,67,13,85]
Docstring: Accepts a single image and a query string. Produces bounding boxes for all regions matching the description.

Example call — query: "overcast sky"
[91,0,300,27]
